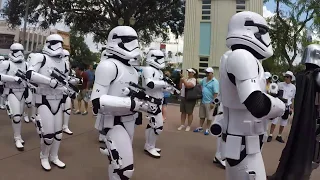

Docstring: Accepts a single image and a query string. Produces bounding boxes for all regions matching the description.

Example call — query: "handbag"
[185,84,203,100]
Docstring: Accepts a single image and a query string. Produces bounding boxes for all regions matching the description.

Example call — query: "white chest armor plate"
[37,55,66,94]
[142,67,164,99]
[107,59,139,97]
[5,61,27,89]
[220,55,267,136]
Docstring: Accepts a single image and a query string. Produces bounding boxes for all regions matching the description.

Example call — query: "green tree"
[263,0,320,71]
[2,0,185,44]
[70,29,98,65]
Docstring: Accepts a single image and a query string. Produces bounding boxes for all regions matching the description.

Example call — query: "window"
[200,57,209,62]
[202,0,211,20]
[202,16,210,20]
[202,5,211,9]
[199,22,211,56]
[199,74,206,78]
[236,0,246,13]
[199,63,208,68]
[199,68,207,73]
[202,11,210,15]
[236,0,245,4]
[202,0,211,5]
[236,5,245,9]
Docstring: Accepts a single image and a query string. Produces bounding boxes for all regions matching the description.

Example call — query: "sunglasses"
[284,76,291,78]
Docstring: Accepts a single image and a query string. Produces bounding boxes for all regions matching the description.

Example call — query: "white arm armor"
[143,66,167,89]
[90,60,117,101]
[227,50,285,119]
[99,95,142,116]
[0,61,19,83]
[27,53,55,86]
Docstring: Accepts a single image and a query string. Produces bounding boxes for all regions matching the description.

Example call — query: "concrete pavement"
[0,105,319,180]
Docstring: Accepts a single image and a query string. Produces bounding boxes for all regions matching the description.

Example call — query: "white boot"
[144,145,161,159]
[62,125,73,135]
[14,138,24,151]
[24,115,30,123]
[50,157,66,169]
[41,158,51,171]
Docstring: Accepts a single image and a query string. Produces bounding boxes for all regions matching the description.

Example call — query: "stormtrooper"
[61,49,79,135]
[0,55,6,109]
[219,11,285,180]
[0,43,32,151]
[91,26,162,180]
[268,44,320,180]
[140,49,168,158]
[26,34,69,171]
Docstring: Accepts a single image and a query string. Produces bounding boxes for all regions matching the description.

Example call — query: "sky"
[0,0,311,64]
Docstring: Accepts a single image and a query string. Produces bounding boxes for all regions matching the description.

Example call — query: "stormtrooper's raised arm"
[227,49,285,119]
[0,61,21,83]
[142,66,167,89]
[26,53,57,88]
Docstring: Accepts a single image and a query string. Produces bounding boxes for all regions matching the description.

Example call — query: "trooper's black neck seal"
[231,44,265,60]
[107,54,131,66]
[150,64,159,70]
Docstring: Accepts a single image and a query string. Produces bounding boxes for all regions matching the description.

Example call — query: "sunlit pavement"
[0,104,319,180]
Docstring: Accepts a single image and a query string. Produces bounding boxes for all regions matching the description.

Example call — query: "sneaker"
[177,125,185,131]
[267,136,272,142]
[193,127,203,132]
[276,136,285,143]
[82,111,88,115]
[204,129,209,135]
[185,126,191,132]
[74,110,81,115]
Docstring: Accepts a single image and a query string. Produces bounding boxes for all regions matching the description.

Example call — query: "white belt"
[43,94,64,100]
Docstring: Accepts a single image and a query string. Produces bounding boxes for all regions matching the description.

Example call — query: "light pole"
[23,0,31,48]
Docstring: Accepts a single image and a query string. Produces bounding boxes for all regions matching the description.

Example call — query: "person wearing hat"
[193,67,219,135]
[178,68,198,132]
[268,71,296,143]
[265,72,272,93]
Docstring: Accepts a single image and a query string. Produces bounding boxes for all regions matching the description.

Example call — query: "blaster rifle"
[163,76,180,94]
[54,67,82,85]
[15,69,38,89]
[48,69,79,99]
[125,82,162,105]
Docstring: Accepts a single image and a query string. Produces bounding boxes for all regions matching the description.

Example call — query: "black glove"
[0,85,3,94]
[92,98,100,114]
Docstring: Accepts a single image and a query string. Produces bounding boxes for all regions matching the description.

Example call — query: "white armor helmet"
[301,44,320,67]
[226,11,273,60]
[0,56,5,61]
[8,43,24,62]
[145,49,165,69]
[42,34,64,57]
[105,26,141,60]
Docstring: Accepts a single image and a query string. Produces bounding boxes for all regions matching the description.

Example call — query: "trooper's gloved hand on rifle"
[269,83,287,104]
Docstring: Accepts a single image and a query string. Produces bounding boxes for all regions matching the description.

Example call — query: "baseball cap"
[186,68,196,73]
[283,71,295,80]
[205,67,214,73]
[264,72,271,79]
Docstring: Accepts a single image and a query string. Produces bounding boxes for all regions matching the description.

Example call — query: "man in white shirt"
[267,71,296,143]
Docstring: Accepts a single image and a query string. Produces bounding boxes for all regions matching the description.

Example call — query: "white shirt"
[278,82,296,105]
[180,78,196,97]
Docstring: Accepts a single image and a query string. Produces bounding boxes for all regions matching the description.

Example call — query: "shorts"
[199,103,214,120]
[272,106,290,126]
[180,97,197,114]
[77,89,87,101]
[163,97,168,105]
